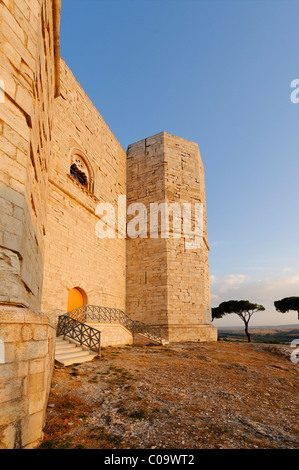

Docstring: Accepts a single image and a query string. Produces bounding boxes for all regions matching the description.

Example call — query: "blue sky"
[60,0,299,326]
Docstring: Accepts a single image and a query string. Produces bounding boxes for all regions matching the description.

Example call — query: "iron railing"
[64,304,164,344]
[57,314,101,355]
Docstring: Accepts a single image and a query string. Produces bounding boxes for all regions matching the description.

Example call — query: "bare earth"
[39,341,299,449]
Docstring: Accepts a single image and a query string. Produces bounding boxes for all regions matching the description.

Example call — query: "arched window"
[69,148,95,193]
[70,163,88,187]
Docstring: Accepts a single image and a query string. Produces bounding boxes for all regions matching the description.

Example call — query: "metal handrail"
[64,304,163,344]
[57,314,101,355]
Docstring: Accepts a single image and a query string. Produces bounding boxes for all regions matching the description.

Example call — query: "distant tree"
[274,297,299,320]
[212,300,265,343]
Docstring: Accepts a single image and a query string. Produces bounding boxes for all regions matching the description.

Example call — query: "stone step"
[55,336,96,366]
[56,343,79,351]
[56,354,97,367]
[133,332,169,346]
[56,349,91,359]
[56,338,68,344]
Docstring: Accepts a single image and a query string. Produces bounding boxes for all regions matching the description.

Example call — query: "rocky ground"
[39,341,298,449]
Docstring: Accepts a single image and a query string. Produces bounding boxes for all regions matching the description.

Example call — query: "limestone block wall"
[41,60,126,314]
[163,133,216,341]
[0,0,61,449]
[126,132,217,342]
[126,134,168,326]
[0,307,56,449]
[86,323,133,348]
[0,0,60,309]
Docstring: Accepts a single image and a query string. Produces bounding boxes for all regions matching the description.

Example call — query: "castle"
[0,0,216,448]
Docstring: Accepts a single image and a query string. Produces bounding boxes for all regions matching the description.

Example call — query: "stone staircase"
[54,305,167,367]
[55,336,97,366]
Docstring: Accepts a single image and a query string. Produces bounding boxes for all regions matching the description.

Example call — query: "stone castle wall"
[0,0,60,309]
[127,132,217,342]
[163,133,216,341]
[0,307,56,448]
[0,0,60,449]
[86,323,133,348]
[126,133,168,327]
[40,59,127,313]
[0,0,216,449]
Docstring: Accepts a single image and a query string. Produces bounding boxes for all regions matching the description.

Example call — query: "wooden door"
[67,288,84,312]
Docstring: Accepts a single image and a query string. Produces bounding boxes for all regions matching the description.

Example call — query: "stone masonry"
[41,60,126,314]
[0,0,216,449]
[127,133,217,342]
[0,307,56,448]
[0,0,61,448]
[0,0,60,309]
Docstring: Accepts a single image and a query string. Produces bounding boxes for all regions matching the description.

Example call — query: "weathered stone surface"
[127,132,216,342]
[0,0,218,451]
[86,323,133,347]
[0,306,56,449]
[41,60,126,314]
[21,411,44,448]
[0,0,60,310]
[0,0,60,450]
[0,423,16,450]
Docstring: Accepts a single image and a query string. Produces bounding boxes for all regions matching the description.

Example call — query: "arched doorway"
[67,287,86,312]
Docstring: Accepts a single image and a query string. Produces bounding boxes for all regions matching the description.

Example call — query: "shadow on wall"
[0,191,44,310]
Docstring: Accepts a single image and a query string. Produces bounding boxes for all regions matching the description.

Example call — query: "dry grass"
[39,341,299,449]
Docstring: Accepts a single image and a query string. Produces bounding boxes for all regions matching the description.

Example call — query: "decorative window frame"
[68,147,95,194]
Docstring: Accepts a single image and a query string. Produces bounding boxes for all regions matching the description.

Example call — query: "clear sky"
[60,0,299,327]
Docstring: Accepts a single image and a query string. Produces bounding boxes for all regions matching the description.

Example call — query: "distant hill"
[217,324,299,344]
[218,324,299,330]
